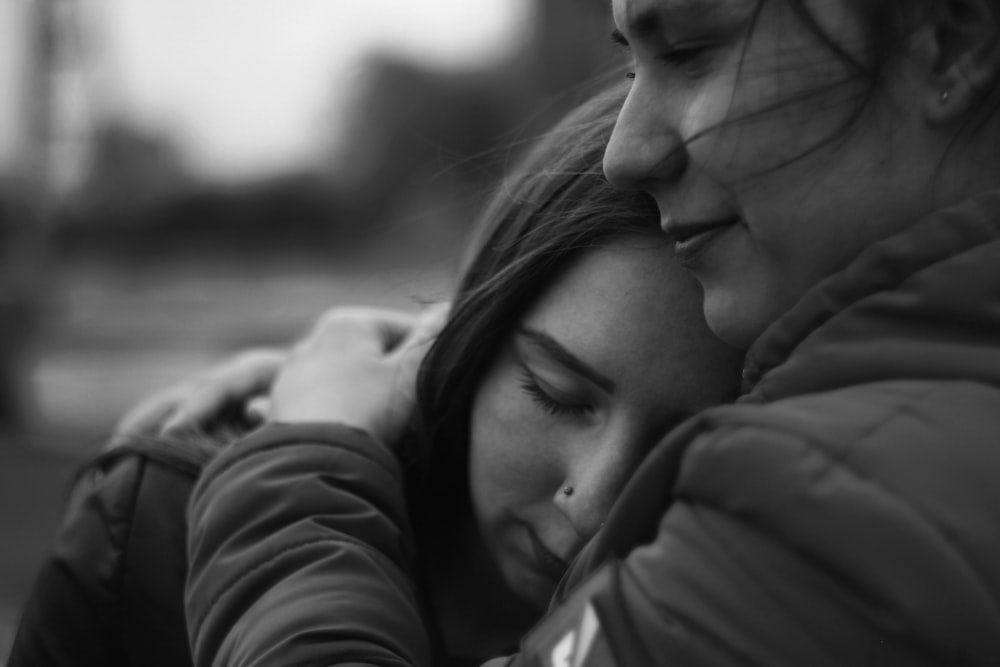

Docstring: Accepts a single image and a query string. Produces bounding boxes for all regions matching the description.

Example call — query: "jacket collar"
[740,188,1000,401]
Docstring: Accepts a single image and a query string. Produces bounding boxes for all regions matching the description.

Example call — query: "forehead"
[611,0,756,35]
[523,240,698,360]
[521,240,735,404]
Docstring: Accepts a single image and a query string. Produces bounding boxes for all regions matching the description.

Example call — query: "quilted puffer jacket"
[186,190,1000,666]
[8,438,212,667]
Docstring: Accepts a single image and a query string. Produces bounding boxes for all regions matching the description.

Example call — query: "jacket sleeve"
[7,455,144,667]
[186,388,1000,667]
[185,422,432,667]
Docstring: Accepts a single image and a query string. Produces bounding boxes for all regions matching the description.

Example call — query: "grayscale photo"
[2,1,999,665]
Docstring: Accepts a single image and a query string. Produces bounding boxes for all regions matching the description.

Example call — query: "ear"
[910,0,1000,125]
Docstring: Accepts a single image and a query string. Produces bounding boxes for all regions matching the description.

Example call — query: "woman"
[8,84,741,666]
[187,1,1000,665]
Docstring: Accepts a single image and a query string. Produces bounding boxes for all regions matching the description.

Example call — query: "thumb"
[392,302,449,360]
[390,302,450,403]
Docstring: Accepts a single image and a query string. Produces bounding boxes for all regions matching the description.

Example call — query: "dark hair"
[753,1,1000,167]
[410,82,661,515]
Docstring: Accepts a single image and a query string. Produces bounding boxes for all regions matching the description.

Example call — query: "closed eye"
[518,367,592,418]
[660,44,707,67]
[611,31,636,80]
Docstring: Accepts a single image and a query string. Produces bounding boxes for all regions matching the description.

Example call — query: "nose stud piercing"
[562,486,574,497]
[941,89,951,104]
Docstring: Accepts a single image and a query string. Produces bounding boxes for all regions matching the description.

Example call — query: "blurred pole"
[0,0,58,436]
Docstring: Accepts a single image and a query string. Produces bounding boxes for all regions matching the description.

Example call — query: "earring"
[941,89,951,104]
[562,486,574,497]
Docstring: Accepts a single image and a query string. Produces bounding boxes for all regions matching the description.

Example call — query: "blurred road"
[0,253,455,662]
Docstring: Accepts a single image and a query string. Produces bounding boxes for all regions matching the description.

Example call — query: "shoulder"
[57,451,147,568]
[8,441,203,667]
[656,380,1000,658]
[55,439,204,585]
[61,441,204,641]
[688,378,1000,479]
[676,379,1000,540]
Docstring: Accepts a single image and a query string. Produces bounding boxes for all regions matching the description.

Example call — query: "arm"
[108,348,285,448]
[109,305,430,444]
[191,382,1000,667]
[186,307,441,667]
[185,423,431,667]
[514,392,1000,667]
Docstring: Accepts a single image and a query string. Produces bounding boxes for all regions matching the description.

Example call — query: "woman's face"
[604,0,944,348]
[468,237,742,609]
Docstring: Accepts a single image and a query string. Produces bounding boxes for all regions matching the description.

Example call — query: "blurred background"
[0,0,627,657]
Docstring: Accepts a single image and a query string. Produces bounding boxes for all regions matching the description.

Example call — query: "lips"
[665,218,740,266]
[526,527,570,584]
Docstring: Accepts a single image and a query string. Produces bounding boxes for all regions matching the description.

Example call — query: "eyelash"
[624,45,710,81]
[517,368,592,418]
[662,45,708,67]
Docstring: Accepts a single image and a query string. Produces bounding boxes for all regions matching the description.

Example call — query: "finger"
[245,396,271,424]
[310,306,420,354]
[160,382,235,434]
[160,350,285,433]
[391,302,449,359]
[417,302,450,340]
[388,303,450,409]
[110,382,192,446]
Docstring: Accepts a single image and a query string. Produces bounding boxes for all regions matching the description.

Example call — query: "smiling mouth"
[526,528,569,584]
[664,218,741,265]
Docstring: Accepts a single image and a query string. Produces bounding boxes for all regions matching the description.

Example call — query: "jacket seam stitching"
[117,456,148,662]
[706,384,998,661]
[207,437,400,489]
[751,237,1000,389]
[191,534,410,646]
[843,384,1000,629]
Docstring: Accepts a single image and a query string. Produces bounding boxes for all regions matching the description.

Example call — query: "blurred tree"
[0,0,58,435]
[321,0,623,256]
[57,120,350,260]
[66,119,192,226]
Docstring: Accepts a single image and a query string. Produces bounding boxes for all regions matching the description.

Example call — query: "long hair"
[723,2,1000,170]
[410,82,660,519]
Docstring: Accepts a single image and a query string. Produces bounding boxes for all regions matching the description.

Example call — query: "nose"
[555,430,644,542]
[603,81,688,192]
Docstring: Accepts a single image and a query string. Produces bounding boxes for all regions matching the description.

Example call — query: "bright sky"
[88,0,530,180]
[0,0,30,174]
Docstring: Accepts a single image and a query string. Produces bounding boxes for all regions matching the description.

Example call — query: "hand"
[109,348,286,448]
[268,304,448,448]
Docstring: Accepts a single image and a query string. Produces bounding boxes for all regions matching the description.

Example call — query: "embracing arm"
[185,422,431,667]
[186,308,1000,666]
[186,307,441,667]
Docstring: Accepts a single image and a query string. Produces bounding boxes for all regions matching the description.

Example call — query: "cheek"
[468,369,559,519]
[693,27,862,180]
[681,70,740,152]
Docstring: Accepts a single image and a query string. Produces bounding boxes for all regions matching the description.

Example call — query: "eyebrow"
[516,327,616,393]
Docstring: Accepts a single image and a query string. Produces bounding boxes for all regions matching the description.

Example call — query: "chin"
[701,288,768,351]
